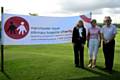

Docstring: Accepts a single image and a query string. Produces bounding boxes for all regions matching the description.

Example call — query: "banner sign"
[2,13,91,45]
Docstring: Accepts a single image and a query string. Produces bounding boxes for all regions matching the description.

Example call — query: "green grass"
[0,30,120,80]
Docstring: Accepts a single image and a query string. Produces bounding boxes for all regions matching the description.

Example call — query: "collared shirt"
[101,24,117,40]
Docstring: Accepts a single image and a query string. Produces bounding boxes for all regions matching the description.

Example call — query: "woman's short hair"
[91,19,97,24]
[78,20,83,25]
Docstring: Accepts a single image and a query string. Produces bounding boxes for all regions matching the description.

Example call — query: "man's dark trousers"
[103,39,115,71]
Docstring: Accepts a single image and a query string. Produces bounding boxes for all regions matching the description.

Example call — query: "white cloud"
[0,0,120,23]
[0,0,120,15]
[0,0,61,15]
[59,0,120,14]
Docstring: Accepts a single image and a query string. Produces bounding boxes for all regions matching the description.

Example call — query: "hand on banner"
[17,22,27,35]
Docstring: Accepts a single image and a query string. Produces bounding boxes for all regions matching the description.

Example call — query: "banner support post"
[1,7,4,72]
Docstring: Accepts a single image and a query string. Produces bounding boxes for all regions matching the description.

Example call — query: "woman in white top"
[87,19,101,68]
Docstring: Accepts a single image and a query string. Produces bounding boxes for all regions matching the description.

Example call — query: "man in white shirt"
[101,16,117,73]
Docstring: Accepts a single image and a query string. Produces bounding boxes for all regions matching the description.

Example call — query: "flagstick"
[1,7,4,72]
[90,12,92,19]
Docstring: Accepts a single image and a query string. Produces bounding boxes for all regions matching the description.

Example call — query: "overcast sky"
[0,0,120,23]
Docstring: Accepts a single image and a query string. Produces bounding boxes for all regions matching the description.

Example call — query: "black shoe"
[101,68,108,72]
[108,71,112,74]
[107,69,113,74]
[75,65,79,68]
[102,68,112,74]
[81,66,84,69]
[79,65,84,69]
[102,68,107,70]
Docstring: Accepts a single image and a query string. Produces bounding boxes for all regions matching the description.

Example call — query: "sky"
[0,0,120,23]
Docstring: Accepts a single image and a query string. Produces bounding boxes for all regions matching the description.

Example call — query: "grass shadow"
[68,76,111,80]
[1,71,11,80]
[67,66,120,80]
[96,66,120,78]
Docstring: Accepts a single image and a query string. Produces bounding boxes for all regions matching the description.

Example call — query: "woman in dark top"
[72,20,86,68]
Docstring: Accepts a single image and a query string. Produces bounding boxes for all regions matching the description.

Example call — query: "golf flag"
[1,13,91,45]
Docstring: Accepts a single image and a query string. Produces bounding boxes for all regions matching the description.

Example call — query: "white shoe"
[88,64,92,68]
[92,65,96,68]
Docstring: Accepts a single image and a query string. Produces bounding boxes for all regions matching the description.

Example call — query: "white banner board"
[1,13,91,45]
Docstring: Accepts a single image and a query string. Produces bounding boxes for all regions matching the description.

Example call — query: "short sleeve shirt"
[88,26,101,39]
